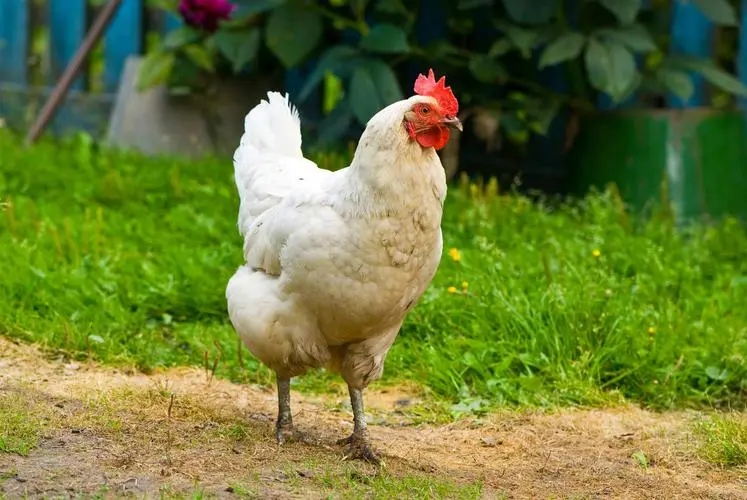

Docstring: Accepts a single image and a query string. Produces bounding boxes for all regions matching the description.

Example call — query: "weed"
[631,450,649,469]
[226,483,257,498]
[692,413,747,467]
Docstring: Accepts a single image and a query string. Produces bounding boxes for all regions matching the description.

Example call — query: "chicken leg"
[275,375,294,444]
[274,375,317,445]
[337,386,380,464]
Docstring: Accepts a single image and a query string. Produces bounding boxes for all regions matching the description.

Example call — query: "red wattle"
[415,126,450,151]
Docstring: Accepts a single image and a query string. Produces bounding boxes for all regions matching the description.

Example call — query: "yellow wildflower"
[447,286,457,294]
[461,281,469,289]
[648,327,655,335]
[592,249,601,258]
[448,248,461,262]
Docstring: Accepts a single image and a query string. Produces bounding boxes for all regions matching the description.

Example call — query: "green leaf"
[501,23,541,58]
[655,68,694,102]
[705,366,728,381]
[376,0,409,15]
[323,72,344,114]
[597,0,641,25]
[182,44,214,71]
[673,57,747,97]
[360,24,410,54]
[350,0,368,18]
[469,55,507,83]
[692,0,737,26]
[350,65,382,125]
[538,32,586,68]
[318,98,355,144]
[489,38,512,58]
[501,0,558,25]
[449,18,474,35]
[585,39,639,102]
[426,40,463,61]
[265,5,323,68]
[363,58,404,104]
[168,56,201,90]
[595,24,657,53]
[214,29,260,73]
[232,0,286,17]
[136,50,175,91]
[528,101,560,135]
[500,112,528,142]
[162,26,201,50]
[298,46,360,101]
[347,58,404,126]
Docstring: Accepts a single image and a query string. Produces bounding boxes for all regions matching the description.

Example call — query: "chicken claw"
[337,430,381,465]
[275,420,294,445]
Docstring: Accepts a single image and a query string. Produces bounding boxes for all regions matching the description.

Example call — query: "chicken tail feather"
[232,92,324,238]
[235,91,303,162]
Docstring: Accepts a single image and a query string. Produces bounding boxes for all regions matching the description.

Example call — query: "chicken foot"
[337,386,381,465]
[274,375,315,444]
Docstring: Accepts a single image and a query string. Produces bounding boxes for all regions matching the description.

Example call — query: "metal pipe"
[25,0,123,146]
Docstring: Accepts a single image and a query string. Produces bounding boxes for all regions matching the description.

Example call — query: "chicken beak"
[442,116,463,132]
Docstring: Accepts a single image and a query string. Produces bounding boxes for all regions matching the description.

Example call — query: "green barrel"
[566,109,747,224]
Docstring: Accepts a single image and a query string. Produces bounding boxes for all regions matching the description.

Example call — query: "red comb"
[414,69,458,116]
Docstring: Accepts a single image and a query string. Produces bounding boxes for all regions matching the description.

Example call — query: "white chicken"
[226,69,461,463]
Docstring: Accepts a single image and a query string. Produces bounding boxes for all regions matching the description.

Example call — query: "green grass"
[693,413,747,467]
[314,467,483,499]
[0,391,45,456]
[159,472,481,500]
[1,128,747,411]
[228,464,483,500]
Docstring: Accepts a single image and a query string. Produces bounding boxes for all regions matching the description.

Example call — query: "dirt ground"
[0,336,745,499]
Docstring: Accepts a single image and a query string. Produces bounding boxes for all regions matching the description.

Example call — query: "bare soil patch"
[0,336,745,499]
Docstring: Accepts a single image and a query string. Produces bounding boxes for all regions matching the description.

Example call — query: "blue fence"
[0,0,746,137]
[0,0,162,135]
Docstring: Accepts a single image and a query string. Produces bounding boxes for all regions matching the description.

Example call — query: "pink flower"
[178,0,234,33]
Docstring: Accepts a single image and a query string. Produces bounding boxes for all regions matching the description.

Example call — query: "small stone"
[480,436,498,447]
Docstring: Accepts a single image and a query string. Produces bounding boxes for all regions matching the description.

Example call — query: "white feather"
[232,91,331,237]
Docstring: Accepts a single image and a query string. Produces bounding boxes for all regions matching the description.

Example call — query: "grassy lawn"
[1,127,747,414]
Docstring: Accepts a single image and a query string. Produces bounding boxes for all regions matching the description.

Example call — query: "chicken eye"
[420,105,430,114]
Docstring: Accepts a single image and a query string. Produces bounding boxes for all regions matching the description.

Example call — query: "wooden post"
[24,0,122,146]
